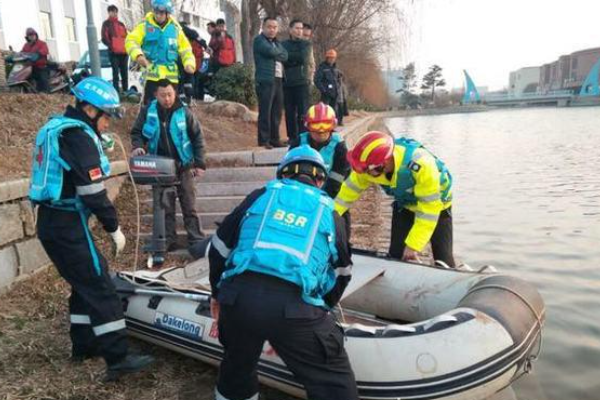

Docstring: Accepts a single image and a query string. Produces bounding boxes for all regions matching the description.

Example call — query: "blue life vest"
[382,137,452,206]
[142,101,194,166]
[222,179,339,307]
[142,20,179,66]
[29,116,111,206]
[299,132,342,173]
[29,116,110,277]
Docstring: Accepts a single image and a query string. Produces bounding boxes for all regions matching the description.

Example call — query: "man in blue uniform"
[29,77,154,381]
[130,79,206,250]
[208,146,358,400]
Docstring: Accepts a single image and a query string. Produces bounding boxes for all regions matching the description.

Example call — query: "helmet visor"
[308,122,334,132]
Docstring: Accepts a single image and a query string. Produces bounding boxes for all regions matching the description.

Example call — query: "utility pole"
[85,0,101,77]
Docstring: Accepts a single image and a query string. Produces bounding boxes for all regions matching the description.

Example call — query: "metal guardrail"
[484,90,574,102]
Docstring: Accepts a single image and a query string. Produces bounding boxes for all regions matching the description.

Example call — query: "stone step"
[196,181,265,197]
[137,212,227,230]
[141,196,244,214]
[138,229,216,241]
[197,166,276,183]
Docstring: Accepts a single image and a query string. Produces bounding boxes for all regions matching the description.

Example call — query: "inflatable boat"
[113,249,545,400]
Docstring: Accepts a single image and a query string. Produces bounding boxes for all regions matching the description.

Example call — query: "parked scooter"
[5,52,70,94]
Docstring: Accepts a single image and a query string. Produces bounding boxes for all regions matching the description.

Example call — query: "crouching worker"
[336,131,455,267]
[208,146,359,400]
[29,77,154,380]
[289,102,350,199]
[130,79,206,251]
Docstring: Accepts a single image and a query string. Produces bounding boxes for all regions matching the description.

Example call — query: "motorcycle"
[5,52,71,94]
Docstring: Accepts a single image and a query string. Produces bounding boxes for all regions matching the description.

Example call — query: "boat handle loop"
[466,284,544,381]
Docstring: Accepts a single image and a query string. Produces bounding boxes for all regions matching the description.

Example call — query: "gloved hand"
[110,228,126,258]
[130,147,146,157]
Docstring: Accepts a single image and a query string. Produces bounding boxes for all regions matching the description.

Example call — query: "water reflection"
[386,107,600,400]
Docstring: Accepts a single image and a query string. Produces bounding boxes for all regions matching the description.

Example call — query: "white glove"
[110,228,126,258]
[130,147,146,157]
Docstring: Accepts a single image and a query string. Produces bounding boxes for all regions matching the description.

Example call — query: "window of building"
[65,17,76,41]
[39,12,54,39]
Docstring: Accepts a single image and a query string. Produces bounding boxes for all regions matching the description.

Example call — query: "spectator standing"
[314,49,347,125]
[253,17,288,149]
[21,28,49,93]
[282,19,311,142]
[101,5,129,93]
[209,18,236,73]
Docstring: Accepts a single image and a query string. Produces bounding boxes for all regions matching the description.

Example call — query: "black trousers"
[164,168,205,247]
[283,84,309,141]
[216,273,359,400]
[109,53,129,92]
[36,206,128,365]
[32,66,49,93]
[256,78,283,146]
[388,204,455,267]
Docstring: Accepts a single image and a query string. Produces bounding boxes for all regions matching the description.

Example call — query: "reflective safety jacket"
[299,132,342,174]
[221,179,339,307]
[29,116,111,205]
[126,12,195,82]
[334,137,453,252]
[142,100,194,166]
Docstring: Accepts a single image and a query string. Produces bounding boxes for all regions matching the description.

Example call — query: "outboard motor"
[130,155,178,268]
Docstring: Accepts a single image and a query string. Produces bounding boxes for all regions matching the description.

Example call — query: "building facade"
[538,47,600,93]
[509,66,540,95]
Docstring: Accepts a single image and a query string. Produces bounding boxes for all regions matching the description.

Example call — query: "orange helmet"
[347,131,395,173]
[305,102,337,133]
[325,49,337,58]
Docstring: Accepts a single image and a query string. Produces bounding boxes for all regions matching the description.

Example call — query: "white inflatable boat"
[114,249,545,400]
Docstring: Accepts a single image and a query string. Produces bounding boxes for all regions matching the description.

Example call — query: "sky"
[390,0,600,91]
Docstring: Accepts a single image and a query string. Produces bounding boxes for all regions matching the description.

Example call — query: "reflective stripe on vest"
[142,101,194,166]
[29,116,110,204]
[142,20,179,66]
[299,132,342,173]
[222,179,338,307]
[382,137,452,206]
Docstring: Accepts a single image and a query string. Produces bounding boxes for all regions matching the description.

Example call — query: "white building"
[509,66,540,95]
[0,0,239,63]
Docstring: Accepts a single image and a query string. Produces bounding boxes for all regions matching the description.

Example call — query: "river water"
[385,107,600,400]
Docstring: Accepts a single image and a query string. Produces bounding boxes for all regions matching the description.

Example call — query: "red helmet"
[305,102,337,133]
[347,131,395,173]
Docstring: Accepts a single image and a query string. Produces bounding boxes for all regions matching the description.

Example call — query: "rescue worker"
[130,79,206,251]
[29,77,154,380]
[125,0,195,104]
[21,27,49,93]
[335,131,455,267]
[209,146,358,400]
[288,102,349,199]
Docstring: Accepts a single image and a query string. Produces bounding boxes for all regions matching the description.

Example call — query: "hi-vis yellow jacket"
[334,145,452,252]
[125,12,195,83]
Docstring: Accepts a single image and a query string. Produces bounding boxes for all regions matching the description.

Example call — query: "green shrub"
[211,63,256,107]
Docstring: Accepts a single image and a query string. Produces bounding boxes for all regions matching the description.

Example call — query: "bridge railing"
[484,90,574,102]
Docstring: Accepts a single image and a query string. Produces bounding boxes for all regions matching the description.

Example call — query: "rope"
[466,284,545,380]
[113,134,142,273]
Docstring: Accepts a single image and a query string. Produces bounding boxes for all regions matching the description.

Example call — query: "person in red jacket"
[21,28,49,93]
[101,5,129,93]
[208,18,236,72]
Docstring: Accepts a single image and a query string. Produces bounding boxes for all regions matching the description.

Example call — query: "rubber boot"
[104,354,155,382]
